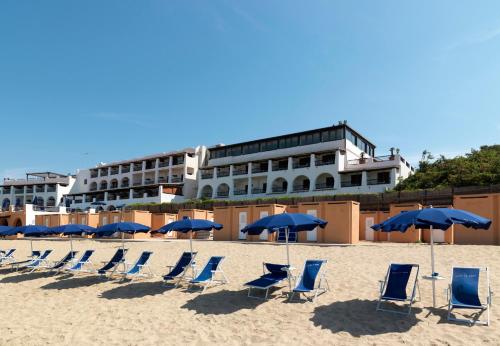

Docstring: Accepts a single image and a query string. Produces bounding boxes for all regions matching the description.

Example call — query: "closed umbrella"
[372,206,491,307]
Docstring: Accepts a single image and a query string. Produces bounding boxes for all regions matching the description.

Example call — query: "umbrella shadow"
[40,275,105,290]
[181,289,266,315]
[0,271,49,284]
[310,299,422,336]
[100,281,171,300]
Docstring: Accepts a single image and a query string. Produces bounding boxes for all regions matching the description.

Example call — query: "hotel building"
[0,172,75,211]
[197,122,414,199]
[64,147,206,210]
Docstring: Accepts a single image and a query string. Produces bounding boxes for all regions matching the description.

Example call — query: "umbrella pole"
[70,234,73,254]
[430,224,436,308]
[190,230,195,279]
[30,239,33,255]
[285,227,292,292]
[122,232,126,272]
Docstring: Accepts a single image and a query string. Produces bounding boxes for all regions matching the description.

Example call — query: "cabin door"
[259,211,269,240]
[238,212,247,240]
[306,210,318,242]
[365,217,375,241]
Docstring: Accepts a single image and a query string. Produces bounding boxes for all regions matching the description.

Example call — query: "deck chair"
[245,263,290,299]
[26,250,53,272]
[377,263,420,315]
[121,251,154,279]
[163,251,197,287]
[9,250,41,271]
[67,250,95,273]
[47,251,78,272]
[289,259,329,302]
[97,248,128,276]
[188,256,228,293]
[447,267,492,326]
[0,249,16,265]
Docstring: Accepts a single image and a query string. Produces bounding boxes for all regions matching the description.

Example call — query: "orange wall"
[320,201,360,244]
[359,211,390,241]
[453,194,500,245]
[151,213,177,238]
[213,207,232,241]
[388,203,422,243]
[177,209,213,239]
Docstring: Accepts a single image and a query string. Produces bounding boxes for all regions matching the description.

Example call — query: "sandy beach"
[0,238,497,345]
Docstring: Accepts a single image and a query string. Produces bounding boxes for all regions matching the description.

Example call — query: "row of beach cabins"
[1,192,499,245]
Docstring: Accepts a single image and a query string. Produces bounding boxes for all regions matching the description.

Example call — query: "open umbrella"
[94,222,150,252]
[154,217,223,277]
[16,225,56,254]
[241,213,328,266]
[51,224,96,254]
[0,226,17,236]
[372,207,491,307]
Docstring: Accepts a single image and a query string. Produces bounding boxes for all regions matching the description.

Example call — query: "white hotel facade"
[0,123,414,211]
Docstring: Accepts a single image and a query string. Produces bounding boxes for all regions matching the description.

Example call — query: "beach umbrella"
[0,226,17,236]
[17,225,56,254]
[50,224,96,254]
[154,217,223,277]
[372,207,491,307]
[241,213,328,266]
[94,222,150,252]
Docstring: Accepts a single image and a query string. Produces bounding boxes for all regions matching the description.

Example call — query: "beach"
[0,238,497,345]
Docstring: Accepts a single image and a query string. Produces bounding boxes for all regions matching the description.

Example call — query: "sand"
[0,238,497,346]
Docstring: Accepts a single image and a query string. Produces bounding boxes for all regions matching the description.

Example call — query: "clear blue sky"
[1,1,499,179]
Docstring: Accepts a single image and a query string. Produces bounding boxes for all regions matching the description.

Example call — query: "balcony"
[315,157,335,166]
[233,188,248,196]
[172,157,184,165]
[216,168,230,178]
[121,182,130,188]
[171,177,183,183]
[340,181,362,188]
[251,163,268,174]
[232,167,248,176]
[144,178,155,185]
[201,171,214,179]
[216,192,229,198]
[272,162,288,171]
[132,181,142,187]
[14,188,24,194]
[133,191,144,199]
[100,169,108,177]
[121,166,130,174]
[26,187,34,194]
[158,177,168,183]
[292,157,311,169]
[110,167,119,175]
[133,163,143,172]
[367,178,391,185]
[35,186,45,193]
[108,194,117,201]
[90,171,98,178]
[251,187,266,194]
[271,186,287,193]
[315,183,334,190]
[145,161,156,170]
[158,160,169,168]
[2,188,11,194]
[292,185,310,192]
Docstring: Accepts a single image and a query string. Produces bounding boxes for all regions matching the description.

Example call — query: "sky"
[1,0,499,179]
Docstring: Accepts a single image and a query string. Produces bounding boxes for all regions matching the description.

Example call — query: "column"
[311,153,316,167]
[361,171,368,186]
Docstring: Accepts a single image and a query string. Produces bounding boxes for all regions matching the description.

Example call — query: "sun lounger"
[47,251,78,272]
[0,249,16,265]
[447,267,492,326]
[245,263,290,299]
[163,252,197,287]
[67,250,95,273]
[25,250,53,272]
[97,248,128,276]
[376,263,420,315]
[120,251,153,279]
[289,259,329,302]
[188,256,228,293]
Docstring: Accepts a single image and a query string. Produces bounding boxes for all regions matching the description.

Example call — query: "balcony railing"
[271,186,287,193]
[292,161,310,169]
[232,168,248,176]
[110,168,119,175]
[35,186,45,193]
[233,189,248,195]
[367,179,391,185]
[158,161,169,168]
[145,162,156,170]
[347,155,395,165]
[133,192,144,198]
[121,183,129,188]
[14,189,24,194]
[217,169,230,177]
[133,181,142,186]
[26,187,34,193]
[315,183,334,190]
[171,177,182,183]
[315,158,335,166]
[272,164,288,172]
[144,179,155,185]
[47,186,56,192]
[89,186,98,191]
[3,188,11,194]
[90,171,98,178]
[100,170,108,177]
[251,187,266,194]
[172,158,184,165]
[108,194,117,201]
[201,192,213,199]
[133,164,143,172]
[292,185,310,192]
[216,192,229,198]
[201,171,214,179]
[121,166,130,174]
[251,166,268,174]
[158,177,168,183]
[340,181,362,188]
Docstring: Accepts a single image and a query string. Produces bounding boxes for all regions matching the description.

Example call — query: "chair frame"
[0,249,16,265]
[376,263,420,315]
[446,266,492,326]
[245,262,289,299]
[66,250,96,274]
[163,252,197,288]
[120,251,154,280]
[289,259,330,302]
[187,256,228,293]
[26,250,53,273]
[47,251,79,273]
[97,249,128,277]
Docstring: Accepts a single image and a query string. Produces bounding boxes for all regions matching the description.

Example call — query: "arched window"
[1,198,10,210]
[110,179,118,189]
[216,183,230,198]
[90,182,98,191]
[46,197,56,207]
[200,185,213,199]
[271,178,288,193]
[292,175,310,192]
[121,177,130,188]
[315,173,335,190]
[100,180,108,190]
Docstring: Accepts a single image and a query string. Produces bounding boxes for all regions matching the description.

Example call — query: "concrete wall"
[453,194,500,245]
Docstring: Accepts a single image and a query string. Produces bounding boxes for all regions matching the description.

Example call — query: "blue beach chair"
[447,267,492,326]
[289,259,329,302]
[188,256,228,293]
[48,251,78,272]
[67,250,95,273]
[26,250,53,272]
[0,249,16,265]
[121,251,154,279]
[245,263,290,299]
[97,248,128,276]
[163,252,197,287]
[377,263,420,315]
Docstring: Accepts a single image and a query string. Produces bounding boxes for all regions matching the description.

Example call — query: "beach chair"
[244,263,290,299]
[376,263,420,315]
[47,251,78,272]
[289,259,329,302]
[0,249,16,265]
[26,250,53,272]
[446,267,492,326]
[120,251,154,279]
[97,248,128,276]
[188,256,228,293]
[67,250,95,273]
[163,251,197,287]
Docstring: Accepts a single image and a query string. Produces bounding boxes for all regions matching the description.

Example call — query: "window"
[351,174,362,186]
[377,172,391,184]
[242,143,259,154]
[84,179,87,185]
[228,146,242,156]
[262,140,278,151]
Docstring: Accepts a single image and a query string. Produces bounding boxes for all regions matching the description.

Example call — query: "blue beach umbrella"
[0,226,16,236]
[51,224,96,253]
[17,225,56,253]
[94,222,150,252]
[372,207,491,307]
[242,213,328,266]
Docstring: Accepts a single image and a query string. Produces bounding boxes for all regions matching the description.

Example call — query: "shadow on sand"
[0,271,50,284]
[310,299,422,336]
[40,275,105,290]
[100,281,171,299]
[181,289,267,315]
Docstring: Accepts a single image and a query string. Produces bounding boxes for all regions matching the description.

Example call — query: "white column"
[361,171,368,186]
[288,157,293,170]
[311,153,316,167]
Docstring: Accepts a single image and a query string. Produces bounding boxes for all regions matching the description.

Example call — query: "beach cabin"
[359,210,390,242]
[151,212,177,238]
[387,203,422,243]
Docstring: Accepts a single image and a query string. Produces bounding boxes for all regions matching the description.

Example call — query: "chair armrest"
[378,280,385,294]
